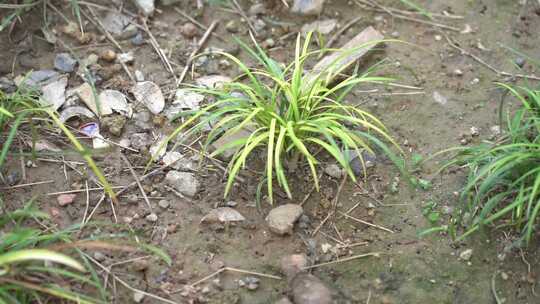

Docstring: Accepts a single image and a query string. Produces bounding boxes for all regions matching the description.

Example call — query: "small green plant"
[0,86,117,203]
[166,33,405,203]
[441,83,540,244]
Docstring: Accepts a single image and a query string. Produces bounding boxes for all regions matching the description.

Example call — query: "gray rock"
[266,204,303,235]
[242,277,260,290]
[301,19,337,35]
[253,19,266,32]
[324,164,343,179]
[291,273,332,304]
[133,0,155,16]
[131,133,152,150]
[131,32,145,46]
[93,251,107,262]
[249,3,266,15]
[165,171,199,197]
[133,291,145,303]
[174,89,204,111]
[292,0,325,16]
[343,150,376,177]
[201,207,246,223]
[162,151,196,171]
[54,53,77,73]
[118,52,135,64]
[158,200,170,209]
[15,70,60,89]
[102,12,136,39]
[146,213,158,222]
[0,77,16,93]
[74,83,113,116]
[99,90,132,117]
[40,76,67,110]
[134,70,145,82]
[225,20,239,33]
[433,91,448,105]
[459,249,473,261]
[132,81,165,114]
[515,57,525,68]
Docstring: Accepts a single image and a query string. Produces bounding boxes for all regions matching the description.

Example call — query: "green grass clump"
[442,83,540,244]
[165,32,405,203]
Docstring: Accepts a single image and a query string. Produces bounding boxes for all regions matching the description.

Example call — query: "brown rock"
[57,194,77,206]
[280,254,308,278]
[291,273,332,304]
[100,49,117,62]
[181,22,198,38]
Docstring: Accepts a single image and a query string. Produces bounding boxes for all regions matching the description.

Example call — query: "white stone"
[132,81,165,114]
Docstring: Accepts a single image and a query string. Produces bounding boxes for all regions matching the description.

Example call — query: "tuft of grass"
[164,32,406,203]
[0,85,117,203]
[441,83,540,244]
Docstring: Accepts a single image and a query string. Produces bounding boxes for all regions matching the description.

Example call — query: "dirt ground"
[2,0,540,303]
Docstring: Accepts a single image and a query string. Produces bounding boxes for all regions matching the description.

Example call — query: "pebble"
[490,125,501,136]
[291,0,325,16]
[515,57,525,68]
[253,19,266,32]
[93,251,107,262]
[225,20,239,33]
[132,32,145,45]
[145,213,158,222]
[470,126,480,136]
[131,133,152,150]
[100,90,132,117]
[54,53,77,73]
[174,89,204,110]
[158,199,170,209]
[291,273,332,304]
[201,207,246,223]
[459,249,473,261]
[117,52,134,64]
[165,171,199,197]
[40,76,68,111]
[266,204,303,235]
[181,22,198,38]
[101,115,126,136]
[501,272,509,280]
[453,69,463,77]
[249,3,266,15]
[262,38,276,48]
[301,19,337,35]
[242,277,260,290]
[133,291,145,303]
[391,31,400,38]
[99,49,117,62]
[57,194,77,206]
[135,70,145,82]
[324,164,343,179]
[432,91,448,105]
[195,75,232,89]
[75,83,113,116]
[132,81,165,114]
[133,0,155,16]
[280,254,308,278]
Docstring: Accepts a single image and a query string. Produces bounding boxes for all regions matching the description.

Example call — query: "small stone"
[453,69,463,76]
[165,171,199,197]
[57,194,77,206]
[102,12,135,38]
[118,52,135,64]
[195,75,232,89]
[133,291,145,303]
[158,199,170,209]
[100,90,132,117]
[54,53,77,73]
[181,22,198,38]
[262,38,275,48]
[391,31,400,38]
[301,19,337,35]
[253,19,266,32]
[324,164,343,179]
[40,76,68,111]
[132,81,165,114]
[225,201,238,207]
[501,272,509,280]
[201,286,211,294]
[93,251,107,262]
[102,115,127,136]
[146,213,158,222]
[291,273,332,304]
[291,0,325,16]
[243,277,260,290]
[470,126,480,136]
[434,35,442,41]
[249,3,266,15]
[100,49,117,62]
[280,254,308,278]
[225,20,239,33]
[135,70,145,82]
[515,57,525,68]
[201,207,246,223]
[133,0,155,16]
[174,89,204,110]
[127,194,138,203]
[433,91,448,105]
[459,249,473,261]
[266,204,303,235]
[132,32,145,46]
[75,83,113,116]
[490,125,501,136]
[131,133,152,150]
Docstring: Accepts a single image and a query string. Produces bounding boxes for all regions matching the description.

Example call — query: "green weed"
[441,83,540,244]
[164,32,406,203]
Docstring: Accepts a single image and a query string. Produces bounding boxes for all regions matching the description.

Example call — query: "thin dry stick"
[121,154,152,211]
[142,20,177,83]
[354,0,460,32]
[18,142,26,181]
[176,20,218,88]
[444,35,540,81]
[81,180,90,230]
[231,0,258,36]
[300,173,322,206]
[1,180,54,190]
[312,175,348,236]
[339,211,394,233]
[46,186,125,196]
[302,252,381,270]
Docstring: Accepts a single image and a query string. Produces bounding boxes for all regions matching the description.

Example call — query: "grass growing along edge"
[440,82,540,244]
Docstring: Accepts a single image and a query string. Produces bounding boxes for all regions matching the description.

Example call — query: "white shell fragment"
[59,106,96,123]
[132,81,165,114]
[75,83,113,116]
[99,90,132,117]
